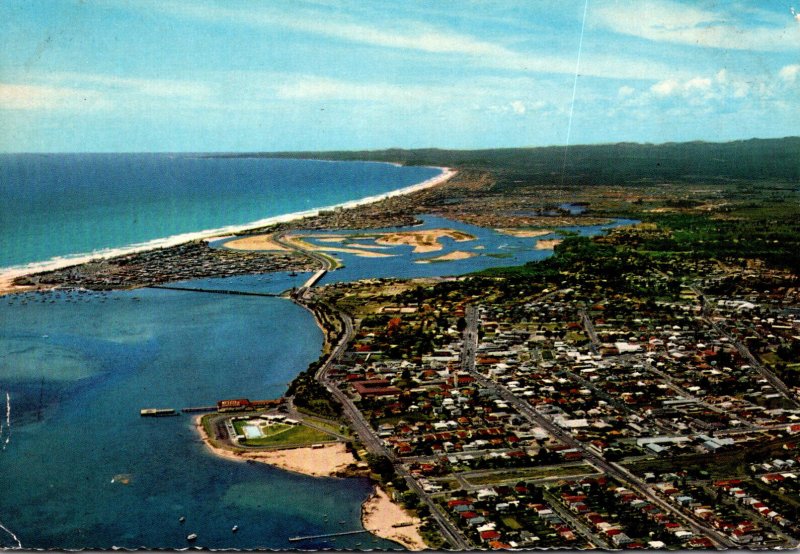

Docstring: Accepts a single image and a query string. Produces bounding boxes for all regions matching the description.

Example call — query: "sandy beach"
[195,416,359,477]
[222,233,289,251]
[496,228,553,238]
[417,250,476,263]
[361,486,426,551]
[0,166,456,295]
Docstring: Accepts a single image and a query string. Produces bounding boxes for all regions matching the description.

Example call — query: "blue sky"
[1,0,798,152]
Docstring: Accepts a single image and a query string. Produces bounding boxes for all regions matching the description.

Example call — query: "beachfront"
[0,166,456,295]
[195,416,426,549]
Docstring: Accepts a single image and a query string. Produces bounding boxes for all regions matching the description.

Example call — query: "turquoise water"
[213,214,638,286]
[0,288,396,550]
[0,154,440,269]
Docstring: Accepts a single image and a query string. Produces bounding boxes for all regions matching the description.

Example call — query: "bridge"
[147,285,280,297]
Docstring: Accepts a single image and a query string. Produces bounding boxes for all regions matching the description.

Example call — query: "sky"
[0,0,798,152]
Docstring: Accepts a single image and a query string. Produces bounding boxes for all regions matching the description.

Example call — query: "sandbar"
[496,228,553,238]
[416,250,476,263]
[375,229,475,253]
[362,486,426,551]
[535,239,563,250]
[223,234,289,251]
[285,235,395,258]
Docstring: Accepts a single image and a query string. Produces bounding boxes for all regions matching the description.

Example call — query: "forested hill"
[218,137,799,186]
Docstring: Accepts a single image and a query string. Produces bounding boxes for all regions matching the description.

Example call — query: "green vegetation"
[286,360,342,419]
[233,420,334,447]
[238,138,800,185]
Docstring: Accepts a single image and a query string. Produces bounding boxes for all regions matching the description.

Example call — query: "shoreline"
[0,165,456,294]
[195,416,426,548]
[193,415,362,478]
[361,485,427,551]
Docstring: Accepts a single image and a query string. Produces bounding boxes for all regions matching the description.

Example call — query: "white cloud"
[145,2,685,82]
[779,64,800,82]
[510,100,526,115]
[593,0,800,52]
[650,79,679,97]
[43,73,215,100]
[273,75,445,105]
[618,85,635,98]
[0,83,109,111]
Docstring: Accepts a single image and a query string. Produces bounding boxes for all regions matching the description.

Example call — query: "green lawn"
[234,420,336,446]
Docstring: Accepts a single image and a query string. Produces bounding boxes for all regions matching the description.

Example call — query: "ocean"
[0,287,395,550]
[0,156,439,550]
[0,154,440,270]
[0,155,634,549]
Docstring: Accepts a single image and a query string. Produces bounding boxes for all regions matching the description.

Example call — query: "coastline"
[194,419,427,549]
[0,165,456,294]
[361,485,427,551]
[193,415,362,478]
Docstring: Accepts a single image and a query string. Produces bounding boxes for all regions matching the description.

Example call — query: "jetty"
[288,530,369,542]
[140,408,178,417]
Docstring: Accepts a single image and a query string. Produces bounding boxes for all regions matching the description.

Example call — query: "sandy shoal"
[496,228,554,238]
[362,486,426,551]
[285,235,395,258]
[375,229,475,253]
[195,417,356,478]
[416,250,476,264]
[535,239,563,250]
[223,234,288,251]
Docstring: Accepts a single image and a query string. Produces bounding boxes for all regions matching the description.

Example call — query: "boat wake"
[0,518,22,549]
[0,392,10,450]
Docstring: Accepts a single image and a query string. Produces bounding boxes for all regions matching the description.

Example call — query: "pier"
[288,529,370,542]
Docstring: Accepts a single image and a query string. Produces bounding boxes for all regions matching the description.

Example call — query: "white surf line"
[0,166,456,286]
[560,0,589,187]
[0,518,22,549]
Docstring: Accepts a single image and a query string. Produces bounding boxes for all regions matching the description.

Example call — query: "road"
[579,309,600,352]
[705,314,800,409]
[684,279,799,409]
[459,304,736,548]
[277,231,472,550]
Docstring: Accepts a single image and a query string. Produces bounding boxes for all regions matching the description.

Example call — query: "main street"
[460,304,737,549]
